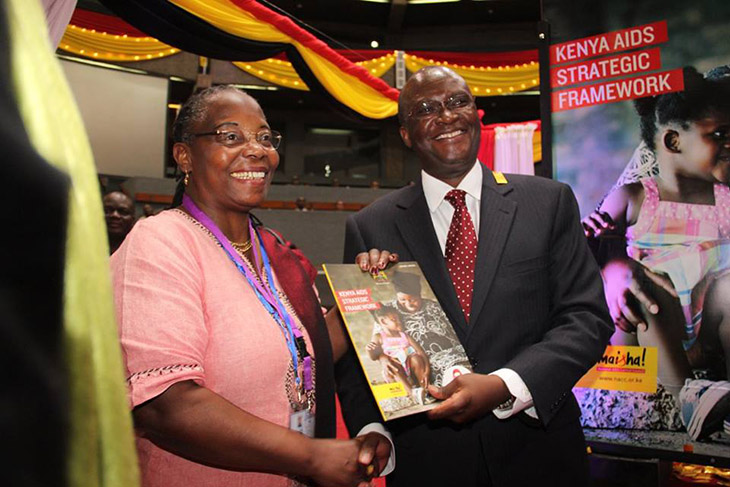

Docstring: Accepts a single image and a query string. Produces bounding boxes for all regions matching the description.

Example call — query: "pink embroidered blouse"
[111,210,315,487]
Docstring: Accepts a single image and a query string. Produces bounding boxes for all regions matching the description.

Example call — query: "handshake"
[305,431,391,487]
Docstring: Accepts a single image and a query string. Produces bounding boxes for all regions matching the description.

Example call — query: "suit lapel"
[466,167,516,339]
[393,185,469,338]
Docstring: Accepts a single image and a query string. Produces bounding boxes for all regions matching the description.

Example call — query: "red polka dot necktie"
[444,189,477,323]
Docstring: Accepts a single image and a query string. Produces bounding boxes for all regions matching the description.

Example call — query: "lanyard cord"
[182,195,312,392]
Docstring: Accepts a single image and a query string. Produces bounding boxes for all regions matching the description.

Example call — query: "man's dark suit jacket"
[336,165,613,486]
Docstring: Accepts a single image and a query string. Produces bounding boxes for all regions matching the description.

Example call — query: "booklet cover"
[323,262,472,421]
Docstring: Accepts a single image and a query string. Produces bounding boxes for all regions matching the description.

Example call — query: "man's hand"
[355,249,399,274]
[427,374,510,424]
[354,432,392,479]
[602,259,678,333]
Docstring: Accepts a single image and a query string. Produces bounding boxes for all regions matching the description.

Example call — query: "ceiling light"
[310,128,356,136]
[232,84,279,91]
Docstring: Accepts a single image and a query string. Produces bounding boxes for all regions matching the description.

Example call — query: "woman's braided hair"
[172,85,249,144]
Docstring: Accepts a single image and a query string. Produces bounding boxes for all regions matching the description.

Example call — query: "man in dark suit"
[336,66,613,486]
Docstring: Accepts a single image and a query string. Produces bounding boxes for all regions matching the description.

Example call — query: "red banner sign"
[550,21,668,65]
[552,68,684,111]
[550,47,662,88]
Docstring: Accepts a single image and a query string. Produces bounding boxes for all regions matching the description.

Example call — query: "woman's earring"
[184,171,190,186]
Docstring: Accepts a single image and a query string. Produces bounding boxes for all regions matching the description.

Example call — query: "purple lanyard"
[182,195,313,393]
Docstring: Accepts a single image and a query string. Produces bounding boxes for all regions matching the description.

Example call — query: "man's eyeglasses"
[408,93,475,120]
[191,129,282,150]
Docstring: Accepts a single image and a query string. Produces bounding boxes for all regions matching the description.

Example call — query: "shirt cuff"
[357,423,395,476]
[489,368,538,419]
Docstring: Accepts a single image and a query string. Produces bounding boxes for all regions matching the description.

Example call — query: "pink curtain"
[478,113,540,175]
[493,123,537,175]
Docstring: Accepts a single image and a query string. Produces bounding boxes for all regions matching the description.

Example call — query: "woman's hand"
[355,249,399,274]
[601,259,678,333]
[581,210,616,237]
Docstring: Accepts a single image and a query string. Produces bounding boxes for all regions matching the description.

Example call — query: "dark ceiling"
[78,0,542,52]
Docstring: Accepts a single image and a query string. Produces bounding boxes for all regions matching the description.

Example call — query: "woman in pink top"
[111,86,391,486]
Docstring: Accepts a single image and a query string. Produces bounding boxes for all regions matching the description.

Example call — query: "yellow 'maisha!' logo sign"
[576,345,657,393]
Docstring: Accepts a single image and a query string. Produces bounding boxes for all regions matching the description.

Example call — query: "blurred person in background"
[103,191,136,254]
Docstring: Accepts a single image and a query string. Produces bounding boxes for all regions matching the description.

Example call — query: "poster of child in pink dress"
[546,0,730,460]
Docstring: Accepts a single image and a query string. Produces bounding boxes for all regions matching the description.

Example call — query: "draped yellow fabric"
[360,54,396,78]
[234,58,309,90]
[295,42,398,118]
[170,0,289,42]
[59,25,180,62]
[7,1,140,487]
[169,0,398,118]
[405,54,540,95]
[233,53,395,92]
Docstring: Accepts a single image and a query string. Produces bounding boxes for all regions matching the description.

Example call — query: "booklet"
[323,262,472,421]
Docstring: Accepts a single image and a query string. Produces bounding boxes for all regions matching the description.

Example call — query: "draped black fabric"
[286,47,374,123]
[97,0,288,61]
[0,1,69,485]
[96,0,373,122]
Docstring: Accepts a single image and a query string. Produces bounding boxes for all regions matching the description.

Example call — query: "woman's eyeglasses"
[192,129,282,150]
[408,93,474,120]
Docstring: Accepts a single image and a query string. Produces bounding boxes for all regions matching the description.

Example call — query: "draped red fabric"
[271,51,390,63]
[337,49,539,66]
[408,49,538,67]
[229,0,400,102]
[271,48,538,67]
[478,129,496,170]
[337,50,398,62]
[70,8,147,37]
